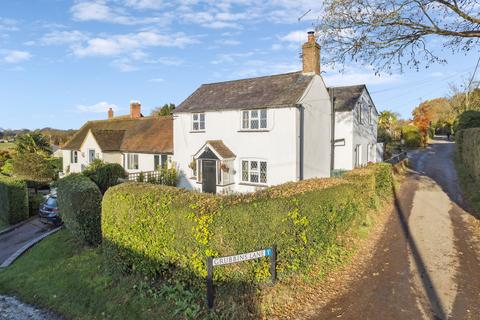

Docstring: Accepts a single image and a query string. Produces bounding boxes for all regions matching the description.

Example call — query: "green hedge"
[102,163,393,286]
[82,160,127,194]
[57,174,102,245]
[0,175,29,225]
[402,125,422,148]
[456,111,480,132]
[459,128,480,182]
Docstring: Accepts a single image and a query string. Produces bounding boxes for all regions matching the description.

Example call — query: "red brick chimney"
[302,31,320,75]
[130,101,141,119]
[108,107,114,119]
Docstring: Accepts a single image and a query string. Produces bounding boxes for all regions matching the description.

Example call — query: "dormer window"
[192,113,205,131]
[242,109,267,130]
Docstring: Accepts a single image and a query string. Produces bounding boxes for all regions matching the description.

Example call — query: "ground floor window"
[154,154,168,170]
[70,150,78,164]
[241,159,267,184]
[127,153,139,170]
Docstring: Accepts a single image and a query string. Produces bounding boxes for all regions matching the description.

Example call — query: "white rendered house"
[61,102,173,175]
[173,32,333,194]
[330,86,380,170]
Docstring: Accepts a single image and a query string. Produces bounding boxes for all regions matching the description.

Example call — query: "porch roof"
[194,140,236,160]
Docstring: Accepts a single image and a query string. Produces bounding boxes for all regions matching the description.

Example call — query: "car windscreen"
[46,197,57,207]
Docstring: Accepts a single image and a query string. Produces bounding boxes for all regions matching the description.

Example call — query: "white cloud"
[40,30,88,45]
[216,39,241,46]
[3,50,32,63]
[324,69,401,86]
[72,31,198,57]
[124,0,165,10]
[0,18,19,32]
[211,52,254,64]
[149,77,165,82]
[279,30,308,43]
[76,101,118,113]
[147,56,183,66]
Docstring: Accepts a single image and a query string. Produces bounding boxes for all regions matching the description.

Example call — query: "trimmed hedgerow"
[57,173,102,245]
[402,125,422,148]
[459,128,480,182]
[82,160,127,194]
[102,163,394,286]
[0,175,29,225]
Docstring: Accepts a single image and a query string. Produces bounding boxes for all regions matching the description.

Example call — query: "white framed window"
[357,104,362,124]
[192,113,205,131]
[127,153,139,170]
[241,159,267,184]
[242,109,267,130]
[70,150,78,164]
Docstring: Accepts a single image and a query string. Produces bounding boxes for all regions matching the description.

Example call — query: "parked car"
[39,195,62,226]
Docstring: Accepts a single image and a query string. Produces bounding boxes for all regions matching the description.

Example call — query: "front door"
[202,160,217,194]
[88,149,96,163]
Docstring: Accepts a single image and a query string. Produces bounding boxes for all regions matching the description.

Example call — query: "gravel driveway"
[0,295,61,320]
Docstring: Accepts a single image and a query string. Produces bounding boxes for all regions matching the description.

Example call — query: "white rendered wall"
[352,91,378,167]
[334,111,354,170]
[63,130,102,173]
[299,75,332,179]
[173,108,299,193]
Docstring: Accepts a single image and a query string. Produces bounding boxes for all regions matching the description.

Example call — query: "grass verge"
[0,230,206,320]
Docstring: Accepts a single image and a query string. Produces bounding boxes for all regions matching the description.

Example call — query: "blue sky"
[0,0,478,130]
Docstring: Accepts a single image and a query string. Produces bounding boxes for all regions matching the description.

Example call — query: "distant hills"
[0,127,77,146]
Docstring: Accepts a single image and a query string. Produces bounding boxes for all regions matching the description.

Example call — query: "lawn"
[0,230,206,320]
[0,142,14,151]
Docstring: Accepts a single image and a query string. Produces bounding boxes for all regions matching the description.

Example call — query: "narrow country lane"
[313,138,480,320]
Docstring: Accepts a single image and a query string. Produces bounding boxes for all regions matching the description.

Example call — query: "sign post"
[206,245,277,309]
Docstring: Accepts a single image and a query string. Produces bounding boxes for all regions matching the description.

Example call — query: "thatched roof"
[62,116,173,154]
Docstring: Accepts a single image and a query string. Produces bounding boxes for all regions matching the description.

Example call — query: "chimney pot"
[130,101,142,119]
[302,31,320,75]
[108,107,114,119]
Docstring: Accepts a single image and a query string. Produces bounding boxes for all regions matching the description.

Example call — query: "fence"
[128,171,163,183]
[385,151,407,164]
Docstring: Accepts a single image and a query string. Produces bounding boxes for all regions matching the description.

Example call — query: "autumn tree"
[151,103,176,116]
[412,101,435,145]
[318,0,480,71]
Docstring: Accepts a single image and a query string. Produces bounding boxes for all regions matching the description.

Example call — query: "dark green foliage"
[0,175,29,224]
[456,111,480,131]
[11,152,56,184]
[151,103,176,116]
[15,132,52,156]
[458,128,480,183]
[102,164,394,287]
[57,174,102,245]
[28,193,45,217]
[402,125,422,148]
[82,159,127,194]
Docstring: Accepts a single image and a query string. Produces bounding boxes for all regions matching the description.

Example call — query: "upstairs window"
[242,109,267,130]
[70,150,78,164]
[192,113,205,131]
[241,160,267,184]
[127,153,139,170]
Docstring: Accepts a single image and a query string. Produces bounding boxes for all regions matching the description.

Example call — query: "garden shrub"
[0,175,28,225]
[402,125,422,148]
[28,193,45,217]
[102,163,394,287]
[57,173,102,245]
[82,159,127,194]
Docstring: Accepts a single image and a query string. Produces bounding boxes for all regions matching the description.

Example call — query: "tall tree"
[15,132,52,156]
[151,103,176,116]
[412,101,435,145]
[318,0,480,71]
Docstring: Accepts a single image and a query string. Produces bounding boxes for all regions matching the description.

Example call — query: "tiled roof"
[328,85,366,112]
[62,116,173,154]
[206,140,235,159]
[174,71,314,113]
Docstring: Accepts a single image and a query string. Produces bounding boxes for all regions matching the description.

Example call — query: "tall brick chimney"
[302,31,320,75]
[130,101,141,119]
[107,107,114,119]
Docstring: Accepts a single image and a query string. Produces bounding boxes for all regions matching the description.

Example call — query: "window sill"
[237,129,270,133]
[239,182,268,188]
[190,130,205,133]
